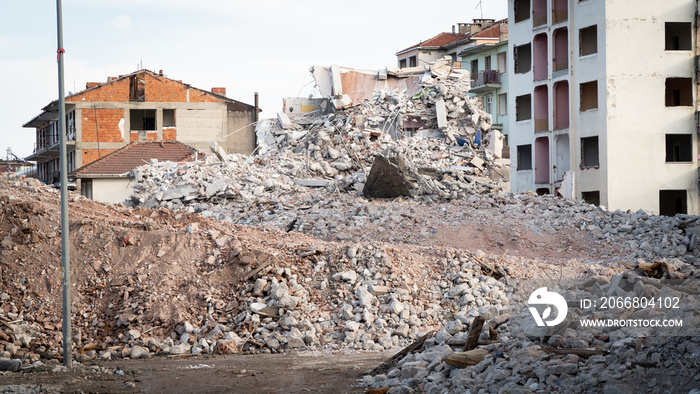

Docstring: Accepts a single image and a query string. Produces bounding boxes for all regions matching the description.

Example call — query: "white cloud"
[110,15,132,31]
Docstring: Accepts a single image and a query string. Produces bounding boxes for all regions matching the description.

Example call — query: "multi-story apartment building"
[24,69,259,185]
[458,19,509,150]
[508,0,698,215]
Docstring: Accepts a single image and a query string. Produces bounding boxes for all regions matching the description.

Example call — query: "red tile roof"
[397,32,468,54]
[471,20,507,39]
[73,141,200,177]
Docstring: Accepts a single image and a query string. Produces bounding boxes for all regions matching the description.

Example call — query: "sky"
[0,0,507,159]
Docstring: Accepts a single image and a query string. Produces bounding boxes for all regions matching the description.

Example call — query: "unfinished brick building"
[23,69,259,184]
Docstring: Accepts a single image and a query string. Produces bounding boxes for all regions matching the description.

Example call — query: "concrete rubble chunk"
[362,155,414,199]
[209,141,229,163]
[434,98,448,129]
[277,112,292,130]
[293,179,331,188]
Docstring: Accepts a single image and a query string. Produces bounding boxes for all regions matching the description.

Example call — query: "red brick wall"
[145,73,226,103]
[163,129,177,141]
[66,72,227,103]
[68,79,129,102]
[147,132,157,141]
[130,132,138,142]
[82,109,124,143]
[82,149,117,166]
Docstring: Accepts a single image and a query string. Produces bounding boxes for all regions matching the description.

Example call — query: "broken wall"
[225,109,257,155]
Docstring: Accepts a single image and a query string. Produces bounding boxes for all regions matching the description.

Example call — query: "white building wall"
[508,0,538,192]
[604,0,697,214]
[91,178,134,204]
[571,0,607,201]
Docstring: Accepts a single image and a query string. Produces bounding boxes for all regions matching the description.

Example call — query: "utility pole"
[56,0,72,368]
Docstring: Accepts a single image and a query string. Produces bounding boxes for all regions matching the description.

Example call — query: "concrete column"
[156,108,163,140]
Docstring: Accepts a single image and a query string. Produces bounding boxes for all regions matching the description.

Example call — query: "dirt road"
[0,352,387,393]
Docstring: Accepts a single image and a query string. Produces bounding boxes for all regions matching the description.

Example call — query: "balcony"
[470,70,501,93]
[535,119,549,132]
[553,61,568,73]
[553,10,567,23]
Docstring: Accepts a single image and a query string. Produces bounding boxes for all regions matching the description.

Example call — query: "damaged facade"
[508,0,699,215]
[458,19,509,151]
[23,69,259,185]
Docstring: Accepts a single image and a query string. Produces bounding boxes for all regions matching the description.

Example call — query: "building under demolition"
[508,0,699,215]
[23,69,259,185]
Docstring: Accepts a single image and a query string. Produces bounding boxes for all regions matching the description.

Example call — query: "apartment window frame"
[408,56,417,67]
[514,43,532,74]
[497,52,507,74]
[399,59,407,69]
[514,0,531,23]
[129,109,157,131]
[580,136,599,169]
[665,134,692,162]
[665,78,693,107]
[163,109,176,128]
[580,80,598,111]
[516,94,532,122]
[485,95,493,115]
[517,144,533,170]
[659,190,687,216]
[665,22,692,51]
[498,93,507,115]
[579,25,597,57]
[581,191,600,206]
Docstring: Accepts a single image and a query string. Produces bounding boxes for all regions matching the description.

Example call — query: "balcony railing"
[471,70,501,91]
[553,10,568,23]
[535,119,549,132]
[553,61,568,73]
[533,15,547,28]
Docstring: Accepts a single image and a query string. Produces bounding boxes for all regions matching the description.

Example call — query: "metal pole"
[56,0,72,368]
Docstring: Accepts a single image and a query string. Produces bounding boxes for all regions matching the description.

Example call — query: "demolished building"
[127,58,510,220]
[23,69,259,186]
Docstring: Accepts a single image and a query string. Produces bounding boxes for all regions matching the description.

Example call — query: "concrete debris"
[1,170,700,391]
[209,141,228,163]
[2,52,700,392]
[363,154,414,198]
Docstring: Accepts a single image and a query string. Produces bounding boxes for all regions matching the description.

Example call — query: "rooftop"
[73,141,200,177]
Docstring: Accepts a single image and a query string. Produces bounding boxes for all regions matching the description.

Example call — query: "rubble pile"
[2,167,700,390]
[363,263,700,393]
[128,58,508,216]
[128,156,700,265]
[0,173,554,366]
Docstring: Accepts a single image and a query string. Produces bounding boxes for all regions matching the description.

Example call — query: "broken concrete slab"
[331,65,343,96]
[332,94,353,110]
[362,155,414,198]
[209,141,228,163]
[435,99,447,129]
[277,112,293,130]
[293,179,331,188]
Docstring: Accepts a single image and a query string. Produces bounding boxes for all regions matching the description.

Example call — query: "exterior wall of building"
[226,110,257,155]
[571,0,607,203]
[398,49,445,68]
[508,0,537,191]
[603,0,697,214]
[89,178,133,204]
[460,42,510,141]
